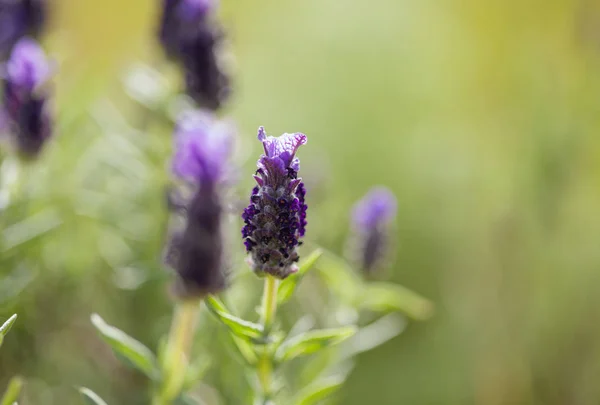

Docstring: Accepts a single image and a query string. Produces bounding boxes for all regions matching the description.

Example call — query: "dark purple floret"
[158,0,214,58]
[350,187,397,275]
[2,38,52,157]
[165,111,233,297]
[166,182,227,297]
[242,126,307,279]
[0,0,47,58]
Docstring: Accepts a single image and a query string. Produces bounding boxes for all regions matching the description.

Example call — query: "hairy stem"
[155,299,201,404]
[257,276,279,402]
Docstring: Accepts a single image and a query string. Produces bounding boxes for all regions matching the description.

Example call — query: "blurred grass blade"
[0,314,17,349]
[275,326,357,363]
[204,296,264,342]
[2,209,62,251]
[278,249,323,304]
[78,387,108,405]
[293,375,345,405]
[90,314,159,380]
[361,282,434,320]
[0,376,23,405]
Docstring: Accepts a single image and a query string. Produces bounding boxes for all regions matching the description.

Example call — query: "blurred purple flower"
[165,111,233,297]
[2,38,52,157]
[172,110,234,182]
[158,0,215,58]
[0,0,47,58]
[350,187,397,275]
[242,126,308,279]
[158,0,230,110]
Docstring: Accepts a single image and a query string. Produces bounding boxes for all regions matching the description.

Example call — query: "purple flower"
[172,110,233,183]
[0,0,47,58]
[350,187,397,275]
[180,27,230,110]
[164,111,233,297]
[158,0,229,110]
[2,38,52,157]
[242,126,308,279]
[158,0,216,58]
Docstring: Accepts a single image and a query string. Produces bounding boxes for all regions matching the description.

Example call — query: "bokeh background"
[2,0,600,404]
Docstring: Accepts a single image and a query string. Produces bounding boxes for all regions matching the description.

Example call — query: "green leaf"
[0,314,17,348]
[204,296,264,342]
[278,249,323,304]
[293,376,345,405]
[182,355,211,391]
[78,387,108,405]
[314,252,362,304]
[90,314,160,379]
[230,335,258,366]
[275,326,357,363]
[0,376,23,405]
[360,282,434,320]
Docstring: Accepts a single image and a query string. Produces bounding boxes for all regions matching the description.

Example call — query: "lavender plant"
[0,1,431,404]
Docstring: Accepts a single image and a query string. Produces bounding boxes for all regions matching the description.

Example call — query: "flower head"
[350,187,397,275]
[158,0,229,110]
[2,38,52,157]
[242,126,308,279]
[0,0,47,58]
[164,111,233,298]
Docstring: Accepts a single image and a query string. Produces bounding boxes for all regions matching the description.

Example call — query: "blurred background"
[2,0,600,404]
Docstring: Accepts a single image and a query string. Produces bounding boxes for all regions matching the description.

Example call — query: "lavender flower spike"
[243,126,308,279]
[2,38,52,157]
[0,0,47,58]
[165,111,234,298]
[350,187,397,275]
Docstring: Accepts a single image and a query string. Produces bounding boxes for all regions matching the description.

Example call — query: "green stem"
[257,276,279,402]
[155,299,201,405]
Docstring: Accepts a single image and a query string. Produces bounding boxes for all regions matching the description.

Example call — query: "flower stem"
[155,299,201,405]
[257,276,279,402]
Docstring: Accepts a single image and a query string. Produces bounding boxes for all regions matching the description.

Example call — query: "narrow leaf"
[278,249,323,304]
[0,376,23,405]
[0,314,17,348]
[204,296,264,342]
[294,376,345,405]
[275,326,357,363]
[90,314,159,379]
[361,282,434,320]
[182,355,211,391]
[315,252,362,304]
[78,387,108,405]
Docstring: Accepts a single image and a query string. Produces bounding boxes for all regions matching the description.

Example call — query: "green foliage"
[278,249,323,304]
[0,376,23,405]
[360,282,434,321]
[0,314,17,349]
[78,387,108,405]
[204,296,265,342]
[90,313,160,380]
[292,376,345,405]
[275,326,357,363]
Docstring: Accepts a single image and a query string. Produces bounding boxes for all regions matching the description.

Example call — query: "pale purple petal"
[256,127,307,169]
[353,187,397,229]
[172,111,234,182]
[6,39,50,90]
